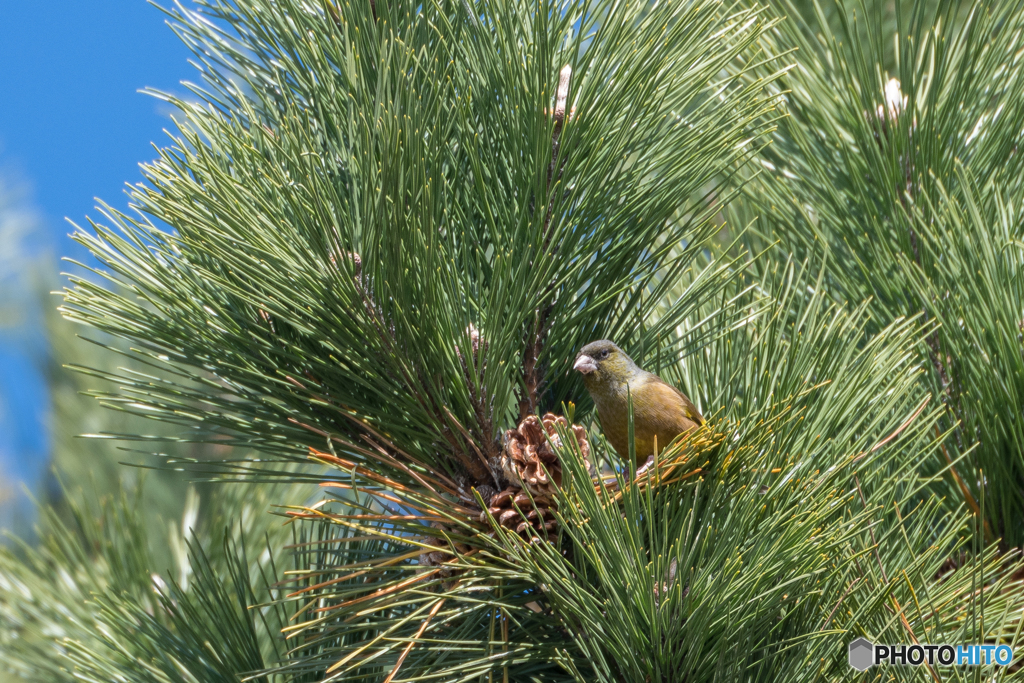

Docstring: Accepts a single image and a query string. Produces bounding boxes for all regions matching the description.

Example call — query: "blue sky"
[0,1,194,522]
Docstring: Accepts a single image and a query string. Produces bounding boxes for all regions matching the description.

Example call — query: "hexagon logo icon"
[848,637,874,671]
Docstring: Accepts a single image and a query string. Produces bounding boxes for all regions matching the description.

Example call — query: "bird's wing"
[635,377,704,428]
[668,383,703,424]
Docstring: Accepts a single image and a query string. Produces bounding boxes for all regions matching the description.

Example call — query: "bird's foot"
[634,455,657,479]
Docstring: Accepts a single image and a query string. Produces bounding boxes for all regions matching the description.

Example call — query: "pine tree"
[3,0,1024,681]
[746,0,1024,547]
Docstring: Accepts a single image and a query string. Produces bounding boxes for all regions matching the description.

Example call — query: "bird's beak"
[574,354,597,375]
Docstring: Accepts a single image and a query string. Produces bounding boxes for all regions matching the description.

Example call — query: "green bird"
[574,340,703,472]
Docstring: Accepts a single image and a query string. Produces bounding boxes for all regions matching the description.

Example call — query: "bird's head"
[573,340,639,387]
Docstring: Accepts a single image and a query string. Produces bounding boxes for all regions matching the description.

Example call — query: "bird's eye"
[599,349,610,359]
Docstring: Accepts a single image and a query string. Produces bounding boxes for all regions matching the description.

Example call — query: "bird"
[573,340,702,474]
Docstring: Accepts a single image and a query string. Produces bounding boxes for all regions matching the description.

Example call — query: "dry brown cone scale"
[420,412,590,571]
[418,522,472,583]
[479,412,591,544]
[501,413,589,497]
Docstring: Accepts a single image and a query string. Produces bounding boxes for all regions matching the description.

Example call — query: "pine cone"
[866,78,916,144]
[455,324,488,386]
[480,413,589,543]
[501,413,589,498]
[455,323,485,363]
[418,522,470,581]
[478,487,557,543]
[329,250,396,339]
[327,249,362,278]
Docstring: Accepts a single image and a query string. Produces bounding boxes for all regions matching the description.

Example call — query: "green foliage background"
[3,0,1024,681]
